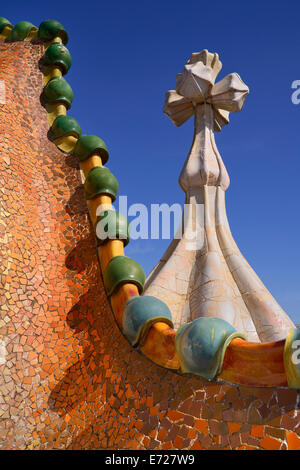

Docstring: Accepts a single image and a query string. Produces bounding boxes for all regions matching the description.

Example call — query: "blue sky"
[3,0,300,322]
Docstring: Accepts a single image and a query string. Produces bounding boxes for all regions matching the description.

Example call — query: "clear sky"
[2,0,300,323]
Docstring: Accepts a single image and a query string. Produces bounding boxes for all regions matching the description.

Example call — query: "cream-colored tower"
[144,50,294,342]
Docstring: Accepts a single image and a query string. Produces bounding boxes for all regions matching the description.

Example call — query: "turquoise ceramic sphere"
[175,317,245,380]
[122,295,173,346]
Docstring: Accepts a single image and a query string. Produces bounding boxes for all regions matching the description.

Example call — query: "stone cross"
[144,50,294,342]
[164,50,248,193]
[164,50,247,128]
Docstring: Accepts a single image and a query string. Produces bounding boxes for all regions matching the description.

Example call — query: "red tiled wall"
[0,40,299,450]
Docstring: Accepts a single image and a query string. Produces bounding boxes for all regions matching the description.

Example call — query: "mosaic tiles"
[0,39,300,451]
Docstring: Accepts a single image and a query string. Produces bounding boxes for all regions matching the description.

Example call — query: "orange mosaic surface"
[0,39,300,450]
